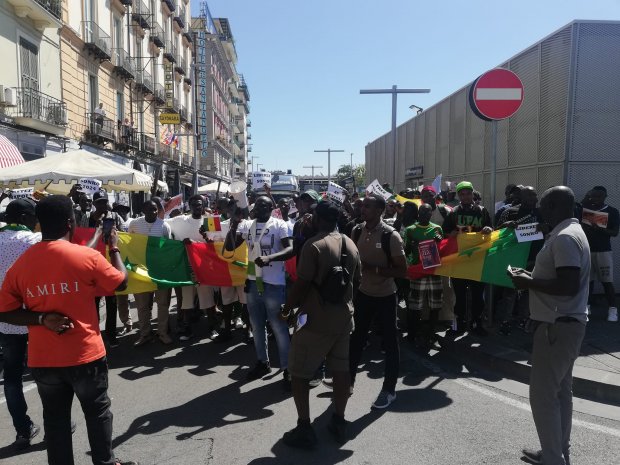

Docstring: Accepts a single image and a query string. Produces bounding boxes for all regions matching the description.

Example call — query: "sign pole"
[491,120,498,227]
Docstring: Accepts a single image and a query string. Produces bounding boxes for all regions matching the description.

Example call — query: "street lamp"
[409,104,423,115]
[314,148,345,184]
[256,163,263,172]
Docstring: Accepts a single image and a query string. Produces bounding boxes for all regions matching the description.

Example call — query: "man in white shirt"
[166,194,218,340]
[128,200,173,346]
[0,199,41,449]
[228,196,294,387]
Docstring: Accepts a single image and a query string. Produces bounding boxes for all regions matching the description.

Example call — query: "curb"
[437,333,620,405]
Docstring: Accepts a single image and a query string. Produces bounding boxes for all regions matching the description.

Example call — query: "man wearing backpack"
[281,201,361,448]
[442,181,493,336]
[349,194,407,409]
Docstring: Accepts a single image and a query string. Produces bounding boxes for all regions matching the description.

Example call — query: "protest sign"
[78,178,103,195]
[164,194,183,218]
[116,191,130,207]
[515,223,544,243]
[327,181,346,203]
[8,187,34,200]
[365,179,392,200]
[581,208,609,228]
[252,172,271,190]
[419,240,441,269]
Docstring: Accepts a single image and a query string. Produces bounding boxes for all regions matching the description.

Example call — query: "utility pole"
[313,148,344,184]
[303,165,323,191]
[250,155,259,171]
[360,85,430,190]
[350,153,355,191]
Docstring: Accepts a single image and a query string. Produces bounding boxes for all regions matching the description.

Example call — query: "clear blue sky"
[191,0,620,178]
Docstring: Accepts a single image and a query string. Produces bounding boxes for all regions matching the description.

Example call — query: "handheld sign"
[252,172,271,190]
[366,179,392,200]
[515,223,544,243]
[78,178,103,195]
[327,181,346,203]
[581,208,608,228]
[8,187,34,200]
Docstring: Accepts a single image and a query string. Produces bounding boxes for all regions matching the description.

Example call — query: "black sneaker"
[246,361,272,381]
[15,423,40,450]
[521,448,570,465]
[282,421,318,449]
[471,323,488,337]
[283,369,292,392]
[327,414,348,444]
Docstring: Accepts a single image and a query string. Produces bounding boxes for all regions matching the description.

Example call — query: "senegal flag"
[115,233,194,294]
[407,228,531,288]
[186,241,248,287]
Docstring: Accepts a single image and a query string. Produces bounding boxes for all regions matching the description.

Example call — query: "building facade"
[365,20,620,289]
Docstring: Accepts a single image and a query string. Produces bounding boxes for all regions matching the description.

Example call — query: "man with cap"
[0,198,41,449]
[282,201,361,448]
[442,181,493,336]
[80,190,125,347]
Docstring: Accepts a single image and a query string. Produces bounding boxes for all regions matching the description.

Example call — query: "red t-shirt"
[0,240,125,367]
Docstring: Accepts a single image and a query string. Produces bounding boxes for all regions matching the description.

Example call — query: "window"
[114,16,122,49]
[116,91,124,120]
[84,0,96,22]
[19,38,39,91]
[88,74,98,113]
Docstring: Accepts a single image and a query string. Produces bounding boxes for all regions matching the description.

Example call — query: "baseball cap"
[314,201,340,222]
[5,198,37,221]
[421,186,436,194]
[92,190,109,203]
[300,190,322,203]
[456,181,474,193]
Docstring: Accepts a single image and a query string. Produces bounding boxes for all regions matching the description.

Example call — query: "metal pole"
[491,120,498,226]
[314,149,344,185]
[303,165,323,191]
[191,57,199,195]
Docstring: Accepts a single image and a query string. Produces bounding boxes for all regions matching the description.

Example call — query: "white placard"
[116,191,130,207]
[365,179,392,200]
[78,178,103,195]
[327,181,346,203]
[251,172,271,190]
[8,187,34,200]
[515,223,544,242]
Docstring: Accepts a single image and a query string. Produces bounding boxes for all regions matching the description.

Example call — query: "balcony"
[159,142,173,160]
[135,69,153,94]
[118,121,139,151]
[173,4,186,29]
[9,87,67,136]
[82,22,112,61]
[238,74,249,100]
[172,98,180,112]
[112,49,135,80]
[154,83,165,105]
[84,112,116,145]
[183,31,193,43]
[139,133,156,156]
[161,0,175,14]
[163,40,176,63]
[132,0,151,30]
[174,56,186,75]
[184,76,192,86]
[247,120,251,127]
[7,0,62,30]
[149,22,165,48]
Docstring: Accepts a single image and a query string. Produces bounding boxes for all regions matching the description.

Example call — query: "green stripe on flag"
[480,228,531,288]
[145,236,194,288]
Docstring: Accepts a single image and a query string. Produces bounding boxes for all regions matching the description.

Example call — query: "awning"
[0,134,25,169]
[197,180,230,194]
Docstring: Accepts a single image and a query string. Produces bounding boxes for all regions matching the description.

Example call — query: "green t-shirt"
[404,221,442,265]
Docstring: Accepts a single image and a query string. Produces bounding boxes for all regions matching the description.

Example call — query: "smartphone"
[102,218,115,241]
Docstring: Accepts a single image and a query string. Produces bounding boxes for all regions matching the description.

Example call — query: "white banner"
[8,187,34,200]
[327,181,346,203]
[365,179,392,200]
[252,172,271,190]
[78,178,103,195]
[515,223,544,242]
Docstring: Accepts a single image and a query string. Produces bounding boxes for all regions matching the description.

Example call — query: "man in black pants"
[442,181,493,336]
[349,194,407,409]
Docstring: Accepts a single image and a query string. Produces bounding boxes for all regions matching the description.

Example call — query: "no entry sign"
[469,68,524,121]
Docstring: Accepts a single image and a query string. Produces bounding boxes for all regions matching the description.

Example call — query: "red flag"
[72,227,106,256]
[185,242,247,287]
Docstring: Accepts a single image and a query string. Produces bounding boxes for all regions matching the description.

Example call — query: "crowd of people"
[0,177,617,464]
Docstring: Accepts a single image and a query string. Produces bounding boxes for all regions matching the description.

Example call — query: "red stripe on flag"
[186,242,234,287]
[0,135,25,169]
[213,216,221,231]
[72,227,107,256]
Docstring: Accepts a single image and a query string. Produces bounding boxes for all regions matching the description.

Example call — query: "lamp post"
[314,148,344,184]
[360,85,430,190]
[256,163,263,172]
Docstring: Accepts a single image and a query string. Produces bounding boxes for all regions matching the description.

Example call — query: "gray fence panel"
[425,108,437,177]
[450,90,466,175]
[466,100,485,174]
[437,99,450,175]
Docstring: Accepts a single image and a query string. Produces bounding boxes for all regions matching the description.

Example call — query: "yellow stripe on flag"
[116,233,158,295]
[438,231,497,281]
[395,195,421,206]
[215,241,248,286]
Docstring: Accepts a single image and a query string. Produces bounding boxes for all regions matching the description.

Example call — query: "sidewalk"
[436,301,620,404]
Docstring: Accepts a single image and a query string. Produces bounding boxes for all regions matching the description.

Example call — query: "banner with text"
[366,179,392,200]
[327,181,346,203]
[252,172,271,190]
[78,178,102,195]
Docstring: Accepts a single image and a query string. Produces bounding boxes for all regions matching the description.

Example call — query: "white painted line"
[454,377,620,438]
[0,382,37,404]
[476,88,522,100]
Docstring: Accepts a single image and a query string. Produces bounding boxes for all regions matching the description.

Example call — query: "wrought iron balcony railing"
[132,0,151,29]
[135,68,153,94]
[112,49,135,80]
[10,87,67,127]
[85,112,116,144]
[35,0,62,19]
[82,21,112,61]
[149,22,165,48]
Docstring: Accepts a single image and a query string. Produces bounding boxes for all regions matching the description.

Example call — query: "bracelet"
[109,247,121,255]
[38,313,46,325]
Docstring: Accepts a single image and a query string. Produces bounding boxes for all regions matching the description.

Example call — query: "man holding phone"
[0,195,136,465]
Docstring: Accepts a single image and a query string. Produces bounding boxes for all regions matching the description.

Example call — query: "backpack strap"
[381,225,396,266]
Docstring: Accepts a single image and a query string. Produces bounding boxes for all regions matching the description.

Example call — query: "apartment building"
[59,0,195,190]
[0,0,66,160]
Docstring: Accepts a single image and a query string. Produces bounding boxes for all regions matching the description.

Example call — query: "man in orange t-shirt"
[0,196,137,465]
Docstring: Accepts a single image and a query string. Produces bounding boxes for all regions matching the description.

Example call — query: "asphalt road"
[1,312,620,465]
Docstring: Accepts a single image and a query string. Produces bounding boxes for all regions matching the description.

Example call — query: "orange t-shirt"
[0,240,125,367]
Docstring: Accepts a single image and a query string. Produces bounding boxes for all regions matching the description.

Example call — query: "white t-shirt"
[238,218,290,286]
[0,229,41,335]
[166,215,204,242]
[128,217,171,238]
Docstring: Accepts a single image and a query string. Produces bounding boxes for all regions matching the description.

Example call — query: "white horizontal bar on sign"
[475,88,522,100]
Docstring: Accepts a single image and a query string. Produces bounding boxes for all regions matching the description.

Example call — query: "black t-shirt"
[499,206,544,266]
[581,204,620,252]
[442,203,492,234]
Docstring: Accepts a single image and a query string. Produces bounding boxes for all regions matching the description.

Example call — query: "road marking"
[0,382,37,404]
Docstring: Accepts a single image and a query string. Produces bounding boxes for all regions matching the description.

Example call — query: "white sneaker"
[234,317,244,329]
[608,307,618,322]
[586,305,591,316]
[371,390,396,409]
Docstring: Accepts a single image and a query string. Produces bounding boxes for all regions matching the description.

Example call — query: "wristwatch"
[109,247,121,255]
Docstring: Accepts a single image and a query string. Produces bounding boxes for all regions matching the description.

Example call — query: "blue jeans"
[0,332,33,437]
[246,281,290,369]
[31,357,115,465]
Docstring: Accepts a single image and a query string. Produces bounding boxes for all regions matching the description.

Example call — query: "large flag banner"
[186,241,248,287]
[407,228,531,288]
[72,227,106,255]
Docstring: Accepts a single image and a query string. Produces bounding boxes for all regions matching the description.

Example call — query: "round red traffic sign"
[470,68,524,121]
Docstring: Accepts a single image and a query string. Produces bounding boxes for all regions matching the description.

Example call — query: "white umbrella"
[0,149,153,193]
[198,180,230,194]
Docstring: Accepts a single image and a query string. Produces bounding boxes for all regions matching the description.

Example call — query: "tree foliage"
[336,164,366,190]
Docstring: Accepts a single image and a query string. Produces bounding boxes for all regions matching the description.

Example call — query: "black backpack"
[352,223,394,265]
[319,235,351,304]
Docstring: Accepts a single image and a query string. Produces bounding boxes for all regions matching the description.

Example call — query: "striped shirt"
[127,217,171,238]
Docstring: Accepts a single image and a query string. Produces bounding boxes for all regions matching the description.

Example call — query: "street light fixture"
[409,104,423,115]
[314,148,345,184]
